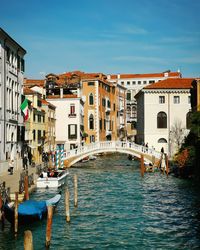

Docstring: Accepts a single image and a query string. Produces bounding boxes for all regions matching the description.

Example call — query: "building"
[23,88,46,164]
[44,73,84,151]
[0,28,26,173]
[135,78,195,157]
[41,99,56,153]
[107,70,182,140]
[81,73,126,143]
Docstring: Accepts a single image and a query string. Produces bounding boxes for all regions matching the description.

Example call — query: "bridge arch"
[63,141,161,168]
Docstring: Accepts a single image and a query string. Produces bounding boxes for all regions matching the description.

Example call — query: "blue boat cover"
[18,200,47,220]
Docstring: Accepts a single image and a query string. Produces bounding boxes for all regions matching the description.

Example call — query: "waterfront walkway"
[0,165,39,194]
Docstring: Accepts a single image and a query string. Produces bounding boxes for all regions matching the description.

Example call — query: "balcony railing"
[68,113,77,118]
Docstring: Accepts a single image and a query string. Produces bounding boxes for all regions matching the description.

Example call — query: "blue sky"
[1,0,200,78]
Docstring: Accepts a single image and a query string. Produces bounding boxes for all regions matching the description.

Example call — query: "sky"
[1,0,200,79]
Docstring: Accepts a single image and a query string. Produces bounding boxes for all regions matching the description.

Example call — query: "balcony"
[68,113,77,118]
[105,107,111,114]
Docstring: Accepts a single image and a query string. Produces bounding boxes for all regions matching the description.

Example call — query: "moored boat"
[3,193,61,225]
[36,169,69,188]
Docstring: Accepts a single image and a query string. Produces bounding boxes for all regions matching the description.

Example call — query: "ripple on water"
[0,154,200,249]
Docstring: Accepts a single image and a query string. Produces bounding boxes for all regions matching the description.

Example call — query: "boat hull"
[3,194,61,225]
[36,170,68,188]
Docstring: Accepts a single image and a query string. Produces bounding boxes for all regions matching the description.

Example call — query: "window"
[138,81,141,85]
[88,81,94,86]
[89,114,94,130]
[127,91,131,101]
[90,135,95,143]
[99,119,102,130]
[174,96,180,104]
[102,98,106,107]
[127,81,130,85]
[121,81,124,85]
[33,130,36,141]
[149,80,155,84]
[107,100,110,108]
[132,81,136,85]
[159,96,165,104]
[70,104,75,114]
[89,93,94,105]
[188,96,191,104]
[69,104,76,117]
[21,58,25,72]
[143,81,147,84]
[68,124,77,139]
[38,130,42,143]
[157,112,167,128]
[158,138,167,143]
[113,103,115,111]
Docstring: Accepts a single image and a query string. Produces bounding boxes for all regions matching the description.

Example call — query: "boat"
[3,193,61,225]
[81,157,90,163]
[89,155,97,160]
[36,169,69,188]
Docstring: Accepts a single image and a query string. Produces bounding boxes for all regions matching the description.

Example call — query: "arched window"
[89,93,94,105]
[89,114,94,130]
[186,112,192,129]
[126,91,131,101]
[158,138,167,143]
[157,112,167,128]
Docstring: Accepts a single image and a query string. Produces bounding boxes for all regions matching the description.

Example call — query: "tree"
[174,112,200,179]
[170,119,186,151]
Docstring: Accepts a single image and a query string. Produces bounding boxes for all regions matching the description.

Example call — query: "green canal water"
[0,154,200,249]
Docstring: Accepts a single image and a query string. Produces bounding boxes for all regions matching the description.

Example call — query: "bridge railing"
[64,141,161,160]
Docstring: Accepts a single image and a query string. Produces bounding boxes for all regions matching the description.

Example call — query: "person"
[28,151,32,166]
[8,159,14,175]
[145,143,148,153]
[23,156,28,170]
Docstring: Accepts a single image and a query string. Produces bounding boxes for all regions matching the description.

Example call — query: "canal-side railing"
[64,141,161,164]
[0,182,10,205]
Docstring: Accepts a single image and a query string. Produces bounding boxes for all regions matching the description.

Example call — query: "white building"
[107,70,181,122]
[135,78,194,157]
[0,28,26,172]
[47,95,84,151]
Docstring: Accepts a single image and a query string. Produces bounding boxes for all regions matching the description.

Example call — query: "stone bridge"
[63,141,162,167]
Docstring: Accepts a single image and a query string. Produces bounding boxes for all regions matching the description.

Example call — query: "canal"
[0,153,200,249]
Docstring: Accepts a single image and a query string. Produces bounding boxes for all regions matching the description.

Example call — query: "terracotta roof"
[23,87,39,95]
[109,71,181,79]
[41,99,56,108]
[47,94,78,99]
[144,78,195,89]
[41,99,49,105]
[24,79,45,87]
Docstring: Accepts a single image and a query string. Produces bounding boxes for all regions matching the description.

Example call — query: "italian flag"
[20,98,29,121]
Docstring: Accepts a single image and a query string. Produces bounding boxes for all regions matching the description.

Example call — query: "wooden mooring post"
[65,189,70,222]
[24,230,33,250]
[140,154,145,177]
[14,192,18,236]
[74,174,78,207]
[165,154,169,177]
[45,206,53,248]
[24,175,29,200]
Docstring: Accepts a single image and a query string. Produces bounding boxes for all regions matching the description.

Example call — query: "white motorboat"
[36,169,69,188]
